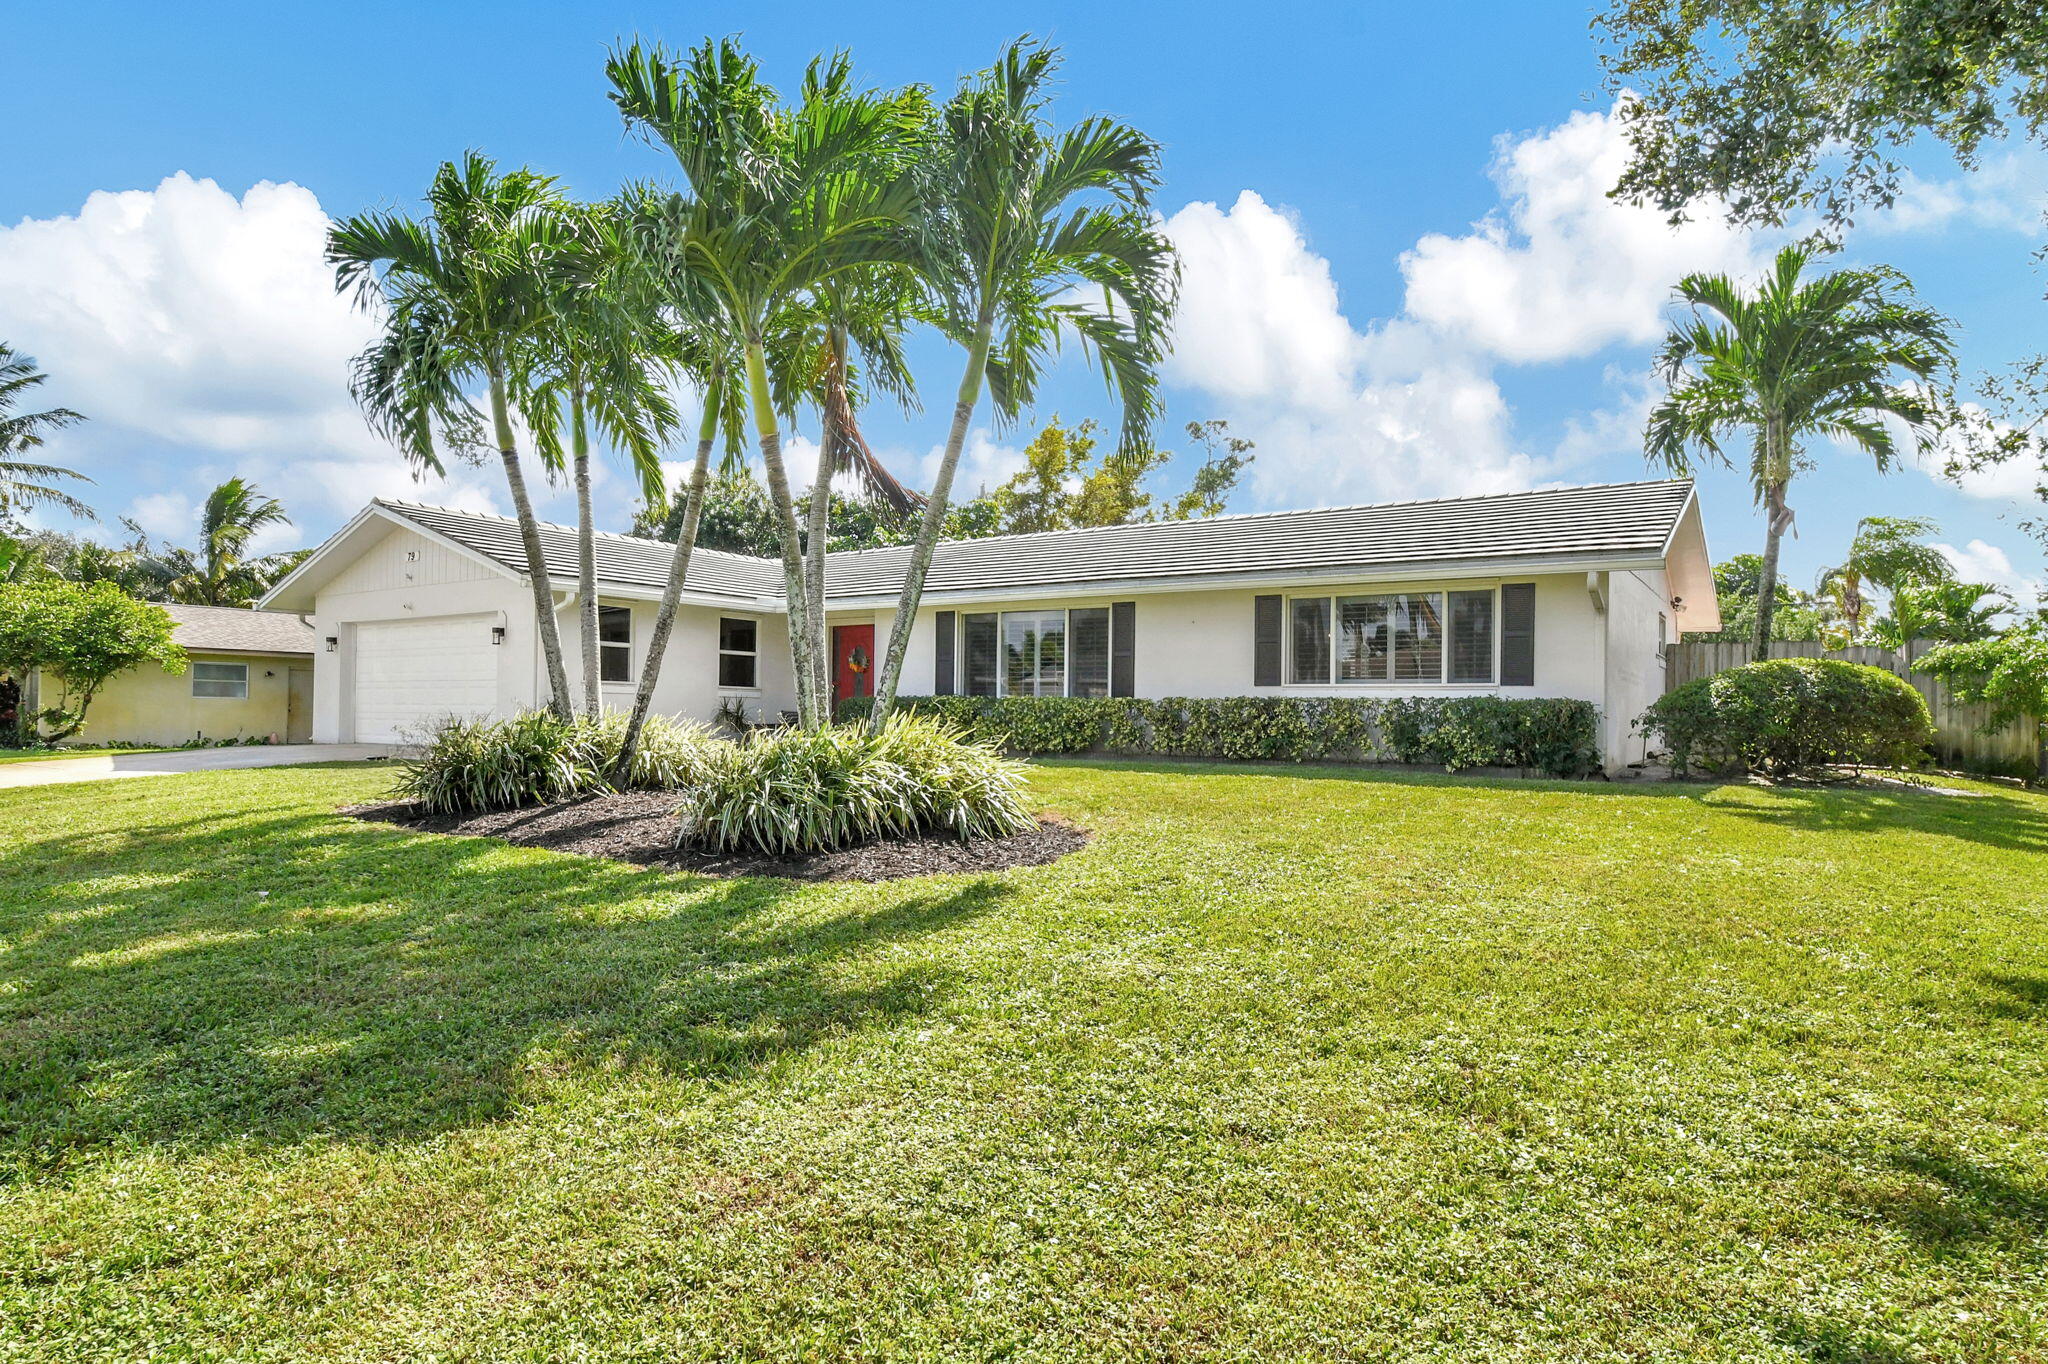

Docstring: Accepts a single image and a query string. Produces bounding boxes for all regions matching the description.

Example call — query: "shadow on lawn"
[1042,758,2048,857]
[0,800,1008,1172]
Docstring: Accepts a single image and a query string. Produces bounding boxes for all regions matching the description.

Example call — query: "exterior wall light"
[491,626,507,646]
[324,636,338,653]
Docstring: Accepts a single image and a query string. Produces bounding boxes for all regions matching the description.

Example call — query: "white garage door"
[352,615,500,743]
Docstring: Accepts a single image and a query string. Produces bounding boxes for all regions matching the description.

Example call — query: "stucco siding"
[557,597,796,726]
[1601,568,1671,768]
[71,651,303,746]
[886,572,1610,708]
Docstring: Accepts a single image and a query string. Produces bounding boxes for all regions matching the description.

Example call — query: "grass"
[0,747,177,765]
[2,760,2045,1361]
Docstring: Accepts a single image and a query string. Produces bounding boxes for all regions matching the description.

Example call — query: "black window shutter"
[1253,595,1283,687]
[1500,583,1536,686]
[933,611,956,695]
[1110,601,1136,697]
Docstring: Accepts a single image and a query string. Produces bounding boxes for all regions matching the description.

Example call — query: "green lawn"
[3,761,2045,1361]
[0,747,176,766]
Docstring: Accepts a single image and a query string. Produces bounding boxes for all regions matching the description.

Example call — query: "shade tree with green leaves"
[0,579,183,744]
[1645,244,1954,662]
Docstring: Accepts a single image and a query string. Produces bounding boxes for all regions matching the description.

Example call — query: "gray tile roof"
[163,603,316,655]
[376,479,1694,607]
[823,479,1697,598]
[377,500,787,601]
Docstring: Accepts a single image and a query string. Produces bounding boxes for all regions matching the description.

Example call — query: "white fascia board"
[819,551,1671,613]
[584,580,786,612]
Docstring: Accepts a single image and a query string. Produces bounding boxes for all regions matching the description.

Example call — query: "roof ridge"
[373,497,770,564]
[819,478,1694,558]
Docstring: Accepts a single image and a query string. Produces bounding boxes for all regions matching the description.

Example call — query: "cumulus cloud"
[1871,152,2048,237]
[1937,538,2045,609]
[0,173,505,541]
[1157,106,1749,507]
[1399,107,1769,364]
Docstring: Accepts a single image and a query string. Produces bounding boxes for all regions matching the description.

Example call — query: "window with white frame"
[718,617,758,688]
[959,607,1112,698]
[191,661,248,699]
[1289,588,1497,685]
[598,606,633,683]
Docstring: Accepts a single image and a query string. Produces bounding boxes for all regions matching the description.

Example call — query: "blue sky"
[5,0,2045,606]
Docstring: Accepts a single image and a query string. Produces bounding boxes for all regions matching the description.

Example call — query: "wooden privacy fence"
[1665,640,2045,776]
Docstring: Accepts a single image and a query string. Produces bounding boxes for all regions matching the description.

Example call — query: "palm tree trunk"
[572,382,600,718]
[870,315,993,726]
[746,338,820,726]
[614,373,722,776]
[1753,410,1792,665]
[804,327,845,721]
[489,368,574,721]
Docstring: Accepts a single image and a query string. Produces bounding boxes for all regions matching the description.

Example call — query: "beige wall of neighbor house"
[67,651,307,746]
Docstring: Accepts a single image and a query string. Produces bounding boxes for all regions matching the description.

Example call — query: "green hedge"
[838,694,1602,777]
[1636,658,1936,780]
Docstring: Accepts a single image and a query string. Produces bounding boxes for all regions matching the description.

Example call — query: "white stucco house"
[260,478,1717,771]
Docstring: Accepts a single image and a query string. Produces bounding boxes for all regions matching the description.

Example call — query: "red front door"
[832,624,875,711]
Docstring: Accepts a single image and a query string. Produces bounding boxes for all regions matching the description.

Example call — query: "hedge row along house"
[260,479,1717,772]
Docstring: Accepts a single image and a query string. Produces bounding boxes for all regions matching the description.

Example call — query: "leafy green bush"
[395,710,718,814]
[1637,658,1936,779]
[839,694,1603,777]
[676,714,1035,855]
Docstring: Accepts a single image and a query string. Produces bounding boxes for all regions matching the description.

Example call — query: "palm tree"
[791,271,924,711]
[0,345,93,521]
[1646,245,1954,662]
[523,198,679,716]
[610,38,926,726]
[1875,581,2009,662]
[145,476,294,606]
[1816,515,1953,643]
[606,186,756,774]
[868,40,1179,723]
[328,152,580,720]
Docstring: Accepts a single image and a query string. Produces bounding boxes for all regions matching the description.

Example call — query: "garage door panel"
[353,615,500,743]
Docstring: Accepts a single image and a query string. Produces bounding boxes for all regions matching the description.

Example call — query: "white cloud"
[1910,401,2048,501]
[914,429,1026,499]
[0,172,504,542]
[1399,107,1769,364]
[1937,538,2045,608]
[1872,152,2048,237]
[1158,105,1762,508]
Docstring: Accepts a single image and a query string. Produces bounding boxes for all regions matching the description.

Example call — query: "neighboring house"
[261,479,1717,770]
[65,604,316,746]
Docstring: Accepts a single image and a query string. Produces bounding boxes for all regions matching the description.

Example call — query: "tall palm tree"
[609,38,925,725]
[328,152,580,720]
[523,198,679,716]
[0,345,93,521]
[147,476,293,606]
[1646,245,1954,662]
[608,185,755,773]
[869,40,1179,723]
[791,270,924,711]
[1816,515,1953,643]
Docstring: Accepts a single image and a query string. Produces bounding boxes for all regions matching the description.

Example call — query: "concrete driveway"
[0,743,397,789]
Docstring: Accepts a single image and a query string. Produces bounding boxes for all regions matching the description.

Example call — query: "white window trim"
[997,607,1069,699]
[598,605,635,686]
[957,605,1120,699]
[1284,584,1502,688]
[718,616,761,692]
[191,660,250,700]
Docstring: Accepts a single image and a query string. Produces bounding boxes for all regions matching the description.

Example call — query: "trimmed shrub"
[1637,658,1936,780]
[676,714,1035,855]
[395,710,719,814]
[839,694,1603,778]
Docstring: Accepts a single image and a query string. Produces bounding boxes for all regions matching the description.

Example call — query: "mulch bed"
[347,791,1089,882]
